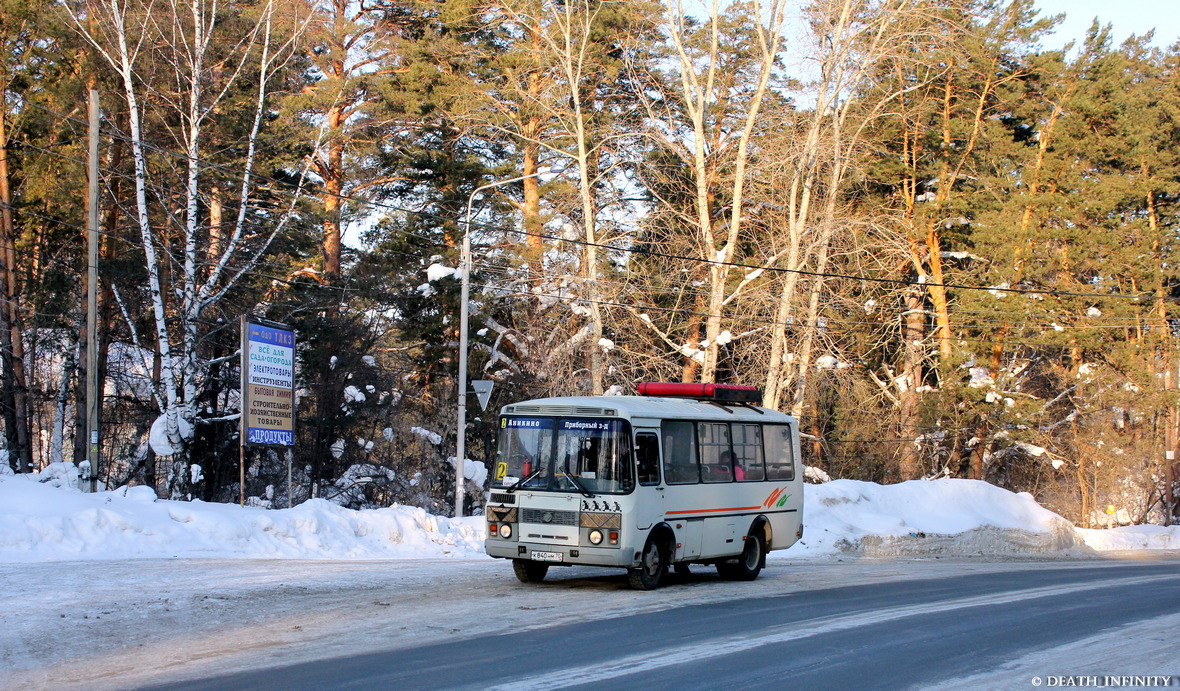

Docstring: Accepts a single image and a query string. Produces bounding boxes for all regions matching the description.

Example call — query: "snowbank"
[1077,524,1180,551]
[783,479,1084,558]
[0,472,485,563]
[1,471,1173,564]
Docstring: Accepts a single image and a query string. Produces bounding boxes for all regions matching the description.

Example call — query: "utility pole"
[86,90,101,492]
[1166,449,1175,527]
[1174,368,1180,525]
[1164,354,1177,527]
[1167,402,1178,527]
[455,172,540,517]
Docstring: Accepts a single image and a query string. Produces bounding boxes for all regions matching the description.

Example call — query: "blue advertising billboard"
[242,319,295,446]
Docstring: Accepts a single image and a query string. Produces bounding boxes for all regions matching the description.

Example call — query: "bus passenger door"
[633,431,664,530]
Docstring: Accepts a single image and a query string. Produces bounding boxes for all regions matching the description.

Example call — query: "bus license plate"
[532,551,564,562]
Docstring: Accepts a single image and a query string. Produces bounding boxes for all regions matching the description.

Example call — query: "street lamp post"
[455,172,540,518]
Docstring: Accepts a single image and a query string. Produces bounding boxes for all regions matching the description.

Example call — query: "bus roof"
[499,395,795,424]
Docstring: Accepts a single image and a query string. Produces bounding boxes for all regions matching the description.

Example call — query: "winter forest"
[2,0,1178,526]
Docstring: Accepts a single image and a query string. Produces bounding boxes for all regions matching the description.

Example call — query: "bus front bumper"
[485,539,631,568]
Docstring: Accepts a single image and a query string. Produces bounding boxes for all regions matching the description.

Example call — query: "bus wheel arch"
[628,524,673,591]
[718,519,768,581]
[751,516,772,563]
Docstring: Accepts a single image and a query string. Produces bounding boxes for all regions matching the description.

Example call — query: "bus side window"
[662,420,699,484]
[635,433,660,486]
[764,424,795,481]
[615,432,635,493]
[733,423,765,482]
[698,422,732,484]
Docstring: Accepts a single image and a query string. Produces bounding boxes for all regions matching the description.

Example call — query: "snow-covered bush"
[328,463,399,509]
[804,465,832,484]
[35,462,81,490]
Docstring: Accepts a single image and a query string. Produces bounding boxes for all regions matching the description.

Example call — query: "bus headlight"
[588,529,604,545]
[499,524,513,539]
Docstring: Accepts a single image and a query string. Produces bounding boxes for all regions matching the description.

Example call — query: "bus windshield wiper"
[564,472,595,498]
[506,465,544,493]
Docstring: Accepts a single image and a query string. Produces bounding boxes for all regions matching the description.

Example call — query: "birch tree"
[641,0,787,384]
[758,0,953,415]
[70,0,310,498]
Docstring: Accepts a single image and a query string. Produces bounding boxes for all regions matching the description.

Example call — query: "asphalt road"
[157,560,1180,690]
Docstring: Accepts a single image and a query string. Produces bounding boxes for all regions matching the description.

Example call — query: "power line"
[470,256,1163,333]
[0,200,1163,356]
[20,98,1180,310]
[10,100,1180,363]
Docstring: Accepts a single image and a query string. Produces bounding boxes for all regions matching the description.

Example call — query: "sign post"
[240,316,296,506]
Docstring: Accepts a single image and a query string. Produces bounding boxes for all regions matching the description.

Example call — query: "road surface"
[3,554,1177,689]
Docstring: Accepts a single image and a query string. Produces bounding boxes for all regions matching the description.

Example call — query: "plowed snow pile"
[783,479,1086,558]
[1,468,1176,563]
[1076,524,1180,550]
[0,470,485,562]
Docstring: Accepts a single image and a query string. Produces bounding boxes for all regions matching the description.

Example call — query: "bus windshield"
[492,417,634,494]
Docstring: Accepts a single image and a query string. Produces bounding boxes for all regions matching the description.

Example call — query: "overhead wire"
[469,256,1160,335]
[8,99,1178,370]
[463,258,1168,354]
[9,61,1169,481]
[19,98,1178,312]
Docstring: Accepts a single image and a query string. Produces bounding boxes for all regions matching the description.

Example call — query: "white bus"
[484,382,804,590]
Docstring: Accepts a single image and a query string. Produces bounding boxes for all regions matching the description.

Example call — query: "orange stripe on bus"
[665,506,762,516]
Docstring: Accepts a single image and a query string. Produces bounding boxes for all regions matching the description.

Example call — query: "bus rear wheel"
[717,533,763,581]
[513,559,549,583]
[628,536,668,590]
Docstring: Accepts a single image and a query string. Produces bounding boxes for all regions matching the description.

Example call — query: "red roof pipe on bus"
[636,382,762,404]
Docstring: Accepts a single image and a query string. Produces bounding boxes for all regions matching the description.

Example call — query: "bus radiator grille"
[520,508,579,526]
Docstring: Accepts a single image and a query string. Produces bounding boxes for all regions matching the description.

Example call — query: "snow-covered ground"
[2,467,1177,563]
[2,469,1179,689]
[0,467,485,563]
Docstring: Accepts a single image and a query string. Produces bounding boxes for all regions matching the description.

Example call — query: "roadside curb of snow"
[1076,524,1180,551]
[831,520,1088,558]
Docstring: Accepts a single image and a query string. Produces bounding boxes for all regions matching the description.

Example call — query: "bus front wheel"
[628,536,667,590]
[513,559,549,583]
